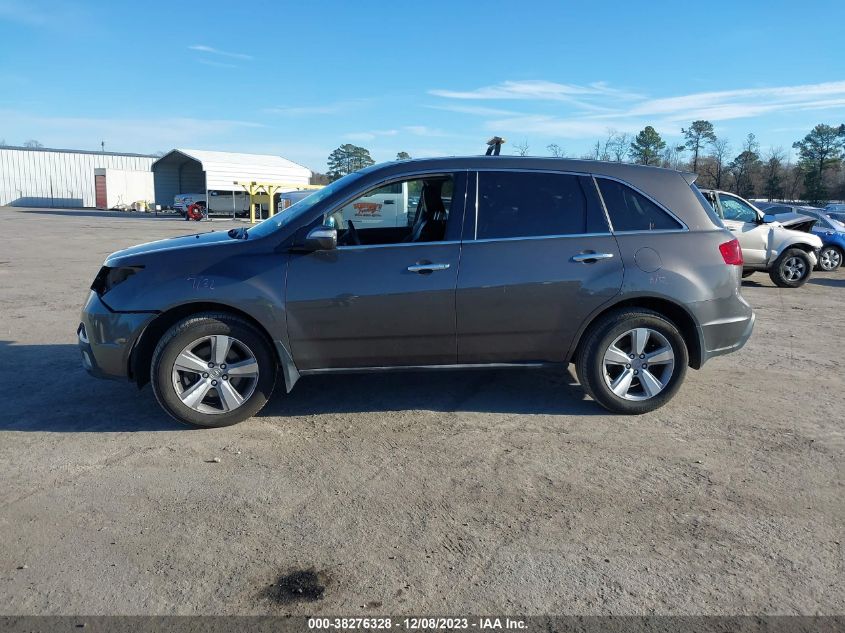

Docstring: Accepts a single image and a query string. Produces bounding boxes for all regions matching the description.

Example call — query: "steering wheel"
[346,219,361,246]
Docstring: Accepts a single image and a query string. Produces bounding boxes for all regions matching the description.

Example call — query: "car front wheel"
[151,313,277,427]
[576,309,688,415]
[817,245,843,272]
[769,248,812,287]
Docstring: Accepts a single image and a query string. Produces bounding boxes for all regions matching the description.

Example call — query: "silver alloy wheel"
[602,328,675,401]
[819,247,842,271]
[782,256,806,282]
[171,335,259,415]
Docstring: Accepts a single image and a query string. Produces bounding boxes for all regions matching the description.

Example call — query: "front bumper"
[78,291,155,380]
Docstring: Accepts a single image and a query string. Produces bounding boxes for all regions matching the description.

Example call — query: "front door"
[456,170,623,364]
[718,192,768,266]
[286,173,467,370]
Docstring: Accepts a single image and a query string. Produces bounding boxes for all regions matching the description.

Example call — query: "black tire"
[151,312,277,427]
[816,245,843,272]
[741,270,755,278]
[575,308,688,415]
[769,248,812,288]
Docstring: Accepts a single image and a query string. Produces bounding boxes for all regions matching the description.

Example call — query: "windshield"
[246,172,365,239]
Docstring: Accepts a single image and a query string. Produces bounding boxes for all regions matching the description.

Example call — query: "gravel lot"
[0,207,842,616]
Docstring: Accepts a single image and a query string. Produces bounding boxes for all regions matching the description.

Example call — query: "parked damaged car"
[757,203,845,272]
[700,190,823,287]
[79,158,755,427]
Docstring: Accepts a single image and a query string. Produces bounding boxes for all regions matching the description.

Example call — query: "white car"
[701,190,822,287]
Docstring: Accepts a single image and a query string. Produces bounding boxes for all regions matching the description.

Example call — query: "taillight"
[719,238,743,266]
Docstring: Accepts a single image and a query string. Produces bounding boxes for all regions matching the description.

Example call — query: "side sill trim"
[299,362,560,376]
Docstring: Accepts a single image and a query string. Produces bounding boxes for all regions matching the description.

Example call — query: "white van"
[329,181,411,229]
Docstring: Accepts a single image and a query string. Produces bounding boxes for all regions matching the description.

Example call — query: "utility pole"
[101,141,105,153]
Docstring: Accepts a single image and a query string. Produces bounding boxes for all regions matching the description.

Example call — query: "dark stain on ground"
[265,568,328,604]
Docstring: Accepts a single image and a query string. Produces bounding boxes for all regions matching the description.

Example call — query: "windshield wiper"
[227,227,249,240]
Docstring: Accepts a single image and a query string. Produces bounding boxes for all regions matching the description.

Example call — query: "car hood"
[767,212,816,232]
[105,230,235,266]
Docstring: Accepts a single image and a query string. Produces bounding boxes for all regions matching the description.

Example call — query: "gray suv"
[78,157,755,427]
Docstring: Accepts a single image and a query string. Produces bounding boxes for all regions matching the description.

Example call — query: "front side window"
[326,175,455,246]
[476,171,604,239]
[718,194,759,223]
[597,178,683,232]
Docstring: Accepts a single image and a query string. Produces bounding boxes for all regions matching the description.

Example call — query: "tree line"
[578,121,845,204]
[531,121,845,204]
[323,122,845,204]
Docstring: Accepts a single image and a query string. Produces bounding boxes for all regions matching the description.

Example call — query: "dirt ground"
[0,207,842,616]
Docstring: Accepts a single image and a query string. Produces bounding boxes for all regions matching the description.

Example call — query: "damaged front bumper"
[78,291,155,380]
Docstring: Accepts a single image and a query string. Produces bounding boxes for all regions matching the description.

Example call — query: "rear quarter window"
[597,178,684,232]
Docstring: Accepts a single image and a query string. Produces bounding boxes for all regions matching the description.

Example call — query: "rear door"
[456,170,623,364]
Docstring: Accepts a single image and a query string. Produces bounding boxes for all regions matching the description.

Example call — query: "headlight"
[91,265,144,295]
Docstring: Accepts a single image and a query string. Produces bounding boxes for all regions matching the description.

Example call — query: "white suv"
[701,190,822,287]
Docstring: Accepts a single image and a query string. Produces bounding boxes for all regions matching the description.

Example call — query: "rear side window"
[476,171,606,239]
[597,178,683,232]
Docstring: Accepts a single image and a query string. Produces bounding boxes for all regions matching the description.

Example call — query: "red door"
[95,175,107,209]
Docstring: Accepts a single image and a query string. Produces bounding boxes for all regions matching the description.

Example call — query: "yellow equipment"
[234,181,323,224]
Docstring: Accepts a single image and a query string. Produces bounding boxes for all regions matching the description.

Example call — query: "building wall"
[95,168,155,208]
[0,147,155,208]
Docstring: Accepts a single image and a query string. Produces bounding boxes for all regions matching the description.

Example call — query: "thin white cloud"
[197,59,237,69]
[403,125,448,137]
[429,79,641,102]
[263,99,369,116]
[0,0,47,25]
[188,44,253,61]
[426,104,522,117]
[0,109,263,152]
[486,115,621,139]
[435,78,845,139]
[344,129,399,142]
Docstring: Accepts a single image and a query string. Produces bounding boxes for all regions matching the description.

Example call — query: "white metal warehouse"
[0,146,156,207]
[152,149,312,206]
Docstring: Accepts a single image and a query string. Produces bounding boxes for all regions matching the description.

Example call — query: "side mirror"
[304,226,337,251]
[762,213,776,223]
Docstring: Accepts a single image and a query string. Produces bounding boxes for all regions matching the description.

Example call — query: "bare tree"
[708,137,731,189]
[662,145,687,171]
[762,147,785,201]
[546,143,565,157]
[23,139,43,148]
[783,161,804,201]
[606,130,631,162]
[513,139,530,156]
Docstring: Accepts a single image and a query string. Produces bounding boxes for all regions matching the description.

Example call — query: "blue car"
[758,203,844,271]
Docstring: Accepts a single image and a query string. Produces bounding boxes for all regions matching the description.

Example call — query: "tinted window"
[718,194,758,223]
[597,179,683,231]
[476,172,599,239]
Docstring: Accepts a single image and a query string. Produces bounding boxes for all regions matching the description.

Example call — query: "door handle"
[407,262,451,273]
[571,252,614,263]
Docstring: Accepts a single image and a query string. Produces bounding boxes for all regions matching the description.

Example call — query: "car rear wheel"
[817,245,842,272]
[769,248,812,288]
[576,309,688,415]
[151,312,277,427]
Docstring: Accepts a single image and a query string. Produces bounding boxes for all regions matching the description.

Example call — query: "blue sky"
[1,0,844,172]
